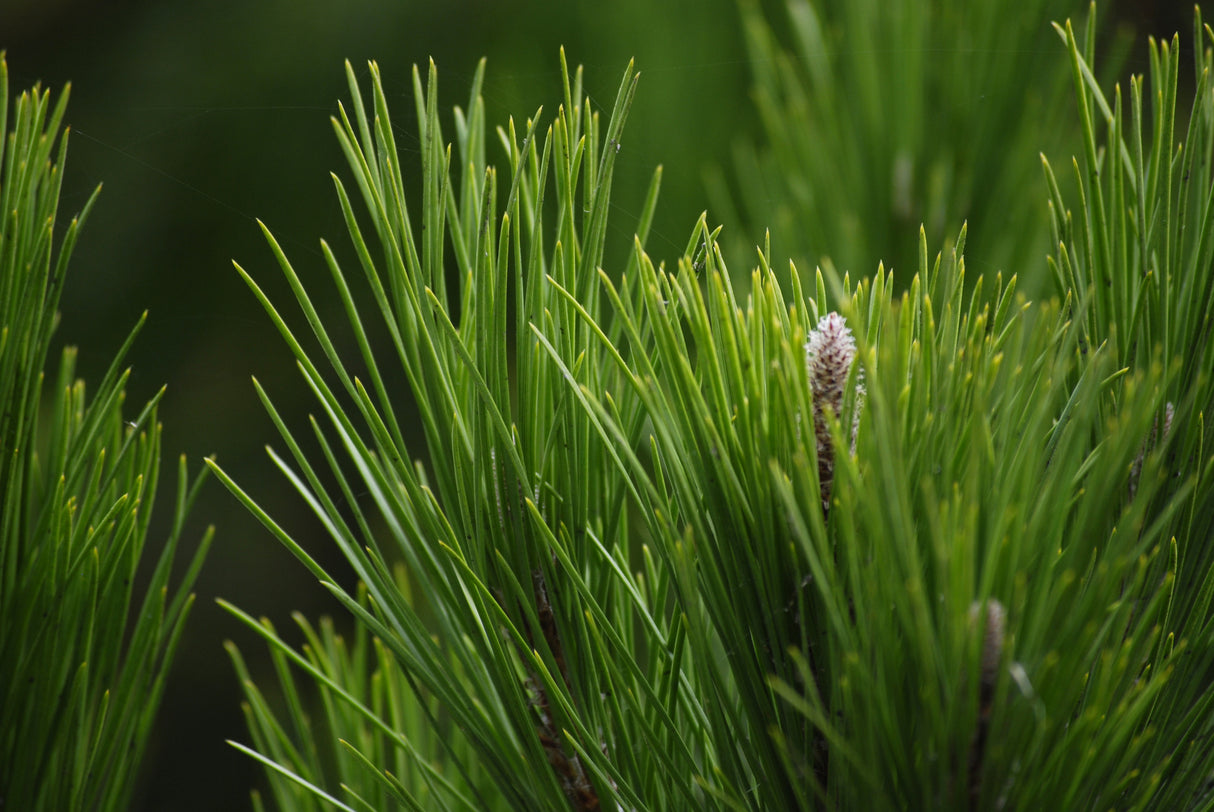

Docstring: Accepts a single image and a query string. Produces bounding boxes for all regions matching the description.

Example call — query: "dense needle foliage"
[0,54,212,810]
[212,5,1214,809]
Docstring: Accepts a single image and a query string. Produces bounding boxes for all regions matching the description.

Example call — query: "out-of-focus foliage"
[718,0,1087,285]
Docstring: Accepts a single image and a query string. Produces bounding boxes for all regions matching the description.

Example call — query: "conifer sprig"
[217,8,1214,810]
[0,53,212,812]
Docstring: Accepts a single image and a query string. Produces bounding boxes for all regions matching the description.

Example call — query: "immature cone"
[967,599,1005,810]
[805,312,862,510]
[1129,401,1175,498]
[968,599,1005,702]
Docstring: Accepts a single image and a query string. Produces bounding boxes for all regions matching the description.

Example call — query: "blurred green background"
[0,0,1188,808]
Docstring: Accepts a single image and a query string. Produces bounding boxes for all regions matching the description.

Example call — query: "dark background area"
[0,0,1191,809]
